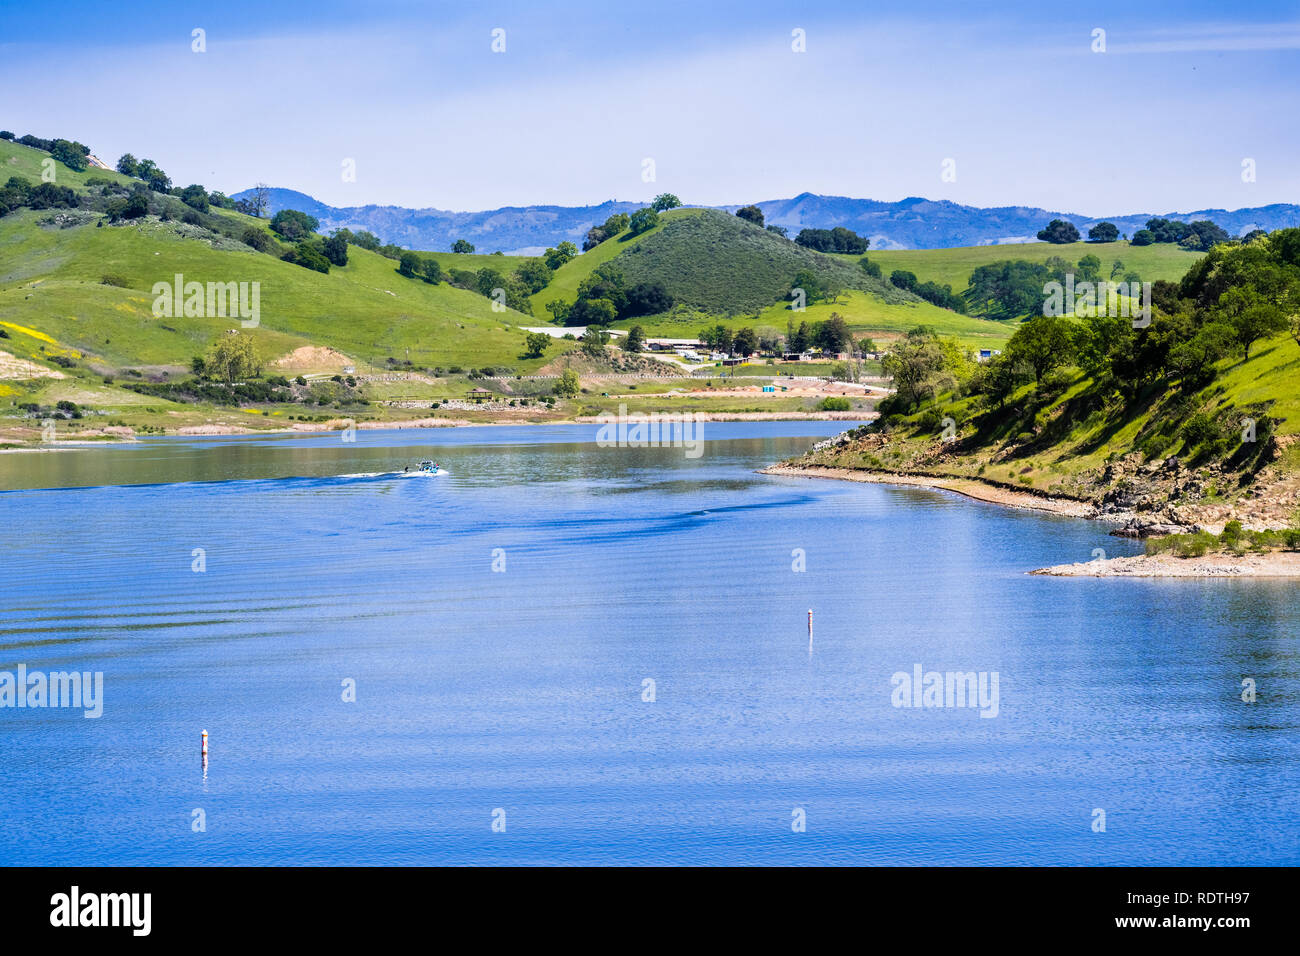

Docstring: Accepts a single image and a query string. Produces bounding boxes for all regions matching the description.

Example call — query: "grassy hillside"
[617,292,1014,349]
[424,250,528,275]
[527,207,698,314]
[796,232,1300,532]
[0,210,544,372]
[609,209,910,315]
[521,207,1019,347]
[1,140,137,191]
[804,328,1300,517]
[863,240,1201,294]
[0,138,565,376]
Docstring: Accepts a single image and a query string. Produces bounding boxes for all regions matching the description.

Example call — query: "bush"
[115,192,149,220]
[282,240,331,273]
[1140,434,1172,461]
[819,397,851,411]
[100,273,131,288]
[242,227,273,252]
[1164,530,1217,558]
[915,408,942,432]
[1182,411,1219,448]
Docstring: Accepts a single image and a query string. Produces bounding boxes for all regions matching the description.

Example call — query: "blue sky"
[3,0,1298,215]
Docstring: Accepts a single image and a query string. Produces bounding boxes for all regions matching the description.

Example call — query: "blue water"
[1,422,1297,865]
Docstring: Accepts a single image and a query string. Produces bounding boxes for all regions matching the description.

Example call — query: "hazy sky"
[3,0,1298,215]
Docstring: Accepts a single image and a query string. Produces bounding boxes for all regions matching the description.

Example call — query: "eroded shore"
[759,463,1100,518]
[762,463,1300,578]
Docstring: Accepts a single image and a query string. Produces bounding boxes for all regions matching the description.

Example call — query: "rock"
[1112,517,1194,538]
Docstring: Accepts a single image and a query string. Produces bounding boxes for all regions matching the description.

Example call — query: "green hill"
[535,207,915,315]
[606,209,912,314]
[527,207,697,314]
[0,139,556,376]
[863,240,1201,296]
[0,209,538,370]
[525,206,1016,347]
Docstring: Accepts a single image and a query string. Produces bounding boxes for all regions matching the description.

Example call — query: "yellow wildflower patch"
[0,321,57,344]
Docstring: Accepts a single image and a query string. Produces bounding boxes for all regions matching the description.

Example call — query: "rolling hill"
[532,208,913,315]
[607,209,909,314]
[236,184,1300,254]
[237,187,649,257]
[4,130,1276,453]
[0,136,564,436]
[862,240,1203,294]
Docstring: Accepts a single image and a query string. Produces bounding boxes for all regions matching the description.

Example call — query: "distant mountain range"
[232,187,1300,255]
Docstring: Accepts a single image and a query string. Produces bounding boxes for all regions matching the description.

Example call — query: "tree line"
[1037,216,1233,250]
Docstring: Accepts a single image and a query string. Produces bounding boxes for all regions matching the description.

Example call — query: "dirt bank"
[760,463,1099,518]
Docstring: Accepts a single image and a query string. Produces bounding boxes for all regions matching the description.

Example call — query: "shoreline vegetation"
[764,225,1300,579]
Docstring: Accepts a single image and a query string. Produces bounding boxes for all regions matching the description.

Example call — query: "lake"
[1,422,1297,865]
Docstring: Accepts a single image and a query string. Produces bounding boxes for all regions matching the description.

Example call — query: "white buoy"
[201,729,208,756]
[808,609,813,654]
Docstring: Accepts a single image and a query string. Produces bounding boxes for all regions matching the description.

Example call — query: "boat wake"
[335,469,449,479]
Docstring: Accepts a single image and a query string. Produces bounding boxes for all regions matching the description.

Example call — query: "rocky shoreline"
[1032,551,1300,578]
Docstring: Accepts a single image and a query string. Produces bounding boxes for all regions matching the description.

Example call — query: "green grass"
[824,327,1300,504]
[614,289,1014,348]
[752,292,1013,347]
[861,240,1202,295]
[421,250,529,274]
[0,208,552,373]
[536,208,1018,347]
[607,209,910,315]
[1,140,138,192]
[527,207,700,315]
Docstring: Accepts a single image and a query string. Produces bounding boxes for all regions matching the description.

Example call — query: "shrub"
[100,273,131,288]
[1141,433,1172,461]
[819,397,851,411]
[282,240,330,273]
[242,227,273,252]
[1182,411,1220,449]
